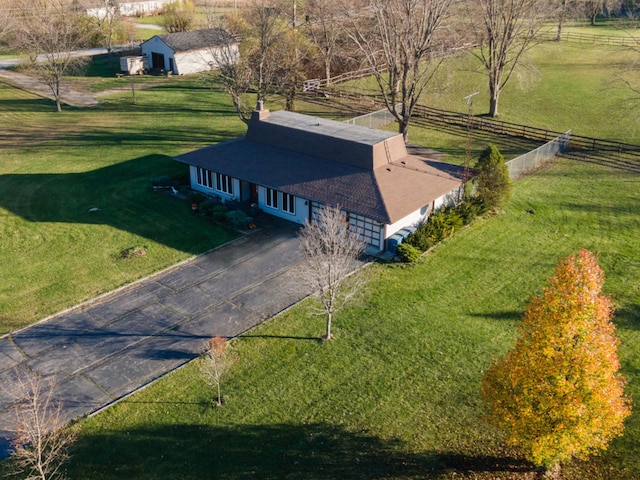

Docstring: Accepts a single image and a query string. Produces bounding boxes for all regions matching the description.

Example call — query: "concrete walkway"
[0,219,330,457]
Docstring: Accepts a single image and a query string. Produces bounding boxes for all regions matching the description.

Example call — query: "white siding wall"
[189,166,237,201]
[174,45,239,74]
[385,204,430,239]
[258,187,308,224]
[173,50,215,75]
[118,1,172,16]
[433,185,463,211]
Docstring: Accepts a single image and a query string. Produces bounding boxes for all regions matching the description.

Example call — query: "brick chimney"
[251,100,270,122]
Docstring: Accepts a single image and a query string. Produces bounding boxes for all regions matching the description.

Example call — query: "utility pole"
[463,92,480,194]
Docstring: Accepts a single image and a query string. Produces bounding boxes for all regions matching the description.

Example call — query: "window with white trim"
[196,167,213,189]
[281,192,295,214]
[216,173,233,195]
[265,188,278,209]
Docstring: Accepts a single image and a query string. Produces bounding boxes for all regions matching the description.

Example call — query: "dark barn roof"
[151,28,236,53]
[175,109,464,225]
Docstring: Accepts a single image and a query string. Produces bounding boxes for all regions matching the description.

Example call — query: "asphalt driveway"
[0,219,320,457]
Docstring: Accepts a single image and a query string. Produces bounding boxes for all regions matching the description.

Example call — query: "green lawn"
[61,154,640,479]
[1,30,639,478]
[136,27,163,41]
[0,79,245,333]
[347,38,640,145]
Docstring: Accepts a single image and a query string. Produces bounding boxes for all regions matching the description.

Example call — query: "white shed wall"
[173,50,216,75]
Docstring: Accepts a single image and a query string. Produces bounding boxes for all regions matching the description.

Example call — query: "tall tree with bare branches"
[209,1,307,122]
[348,0,454,141]
[81,0,126,69]
[298,205,365,341]
[11,0,88,112]
[6,371,76,480]
[0,0,14,43]
[303,0,345,85]
[469,0,551,117]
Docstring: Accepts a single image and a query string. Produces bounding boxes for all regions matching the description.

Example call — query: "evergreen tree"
[474,144,512,211]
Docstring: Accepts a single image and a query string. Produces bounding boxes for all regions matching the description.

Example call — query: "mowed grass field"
[61,153,640,480]
[0,25,639,479]
[0,78,245,334]
[349,28,640,164]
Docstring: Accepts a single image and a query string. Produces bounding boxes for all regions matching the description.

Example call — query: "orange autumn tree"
[481,249,631,472]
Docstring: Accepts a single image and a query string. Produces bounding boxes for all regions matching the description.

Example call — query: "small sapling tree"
[298,204,366,340]
[481,250,631,476]
[6,371,76,480]
[473,144,512,212]
[200,335,237,407]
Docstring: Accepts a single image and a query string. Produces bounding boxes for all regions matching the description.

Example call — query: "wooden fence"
[411,105,640,158]
[540,31,640,46]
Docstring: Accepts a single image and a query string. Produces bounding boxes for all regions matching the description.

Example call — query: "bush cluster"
[399,143,511,262]
[189,194,253,229]
[403,197,485,255]
[396,243,422,263]
[225,210,254,230]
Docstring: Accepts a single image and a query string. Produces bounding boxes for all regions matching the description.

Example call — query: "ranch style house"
[174,103,465,252]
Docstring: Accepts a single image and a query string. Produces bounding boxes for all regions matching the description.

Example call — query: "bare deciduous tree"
[200,336,237,407]
[348,0,455,141]
[209,1,306,121]
[211,38,253,122]
[619,19,640,99]
[303,0,345,85]
[581,0,607,25]
[201,0,221,28]
[0,0,14,43]
[81,0,125,69]
[298,205,366,341]
[6,371,75,480]
[11,0,88,112]
[244,1,290,102]
[469,0,552,117]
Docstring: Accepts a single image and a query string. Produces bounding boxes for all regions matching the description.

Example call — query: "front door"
[250,183,258,203]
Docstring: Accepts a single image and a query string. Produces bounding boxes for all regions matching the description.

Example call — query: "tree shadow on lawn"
[616,304,640,332]
[468,311,522,322]
[0,154,236,255]
[240,334,322,342]
[0,96,60,113]
[67,423,535,479]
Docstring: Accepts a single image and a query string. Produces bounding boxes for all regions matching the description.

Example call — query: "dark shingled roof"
[155,28,236,53]
[175,110,464,225]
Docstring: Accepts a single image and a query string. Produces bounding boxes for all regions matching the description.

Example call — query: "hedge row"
[398,198,487,262]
